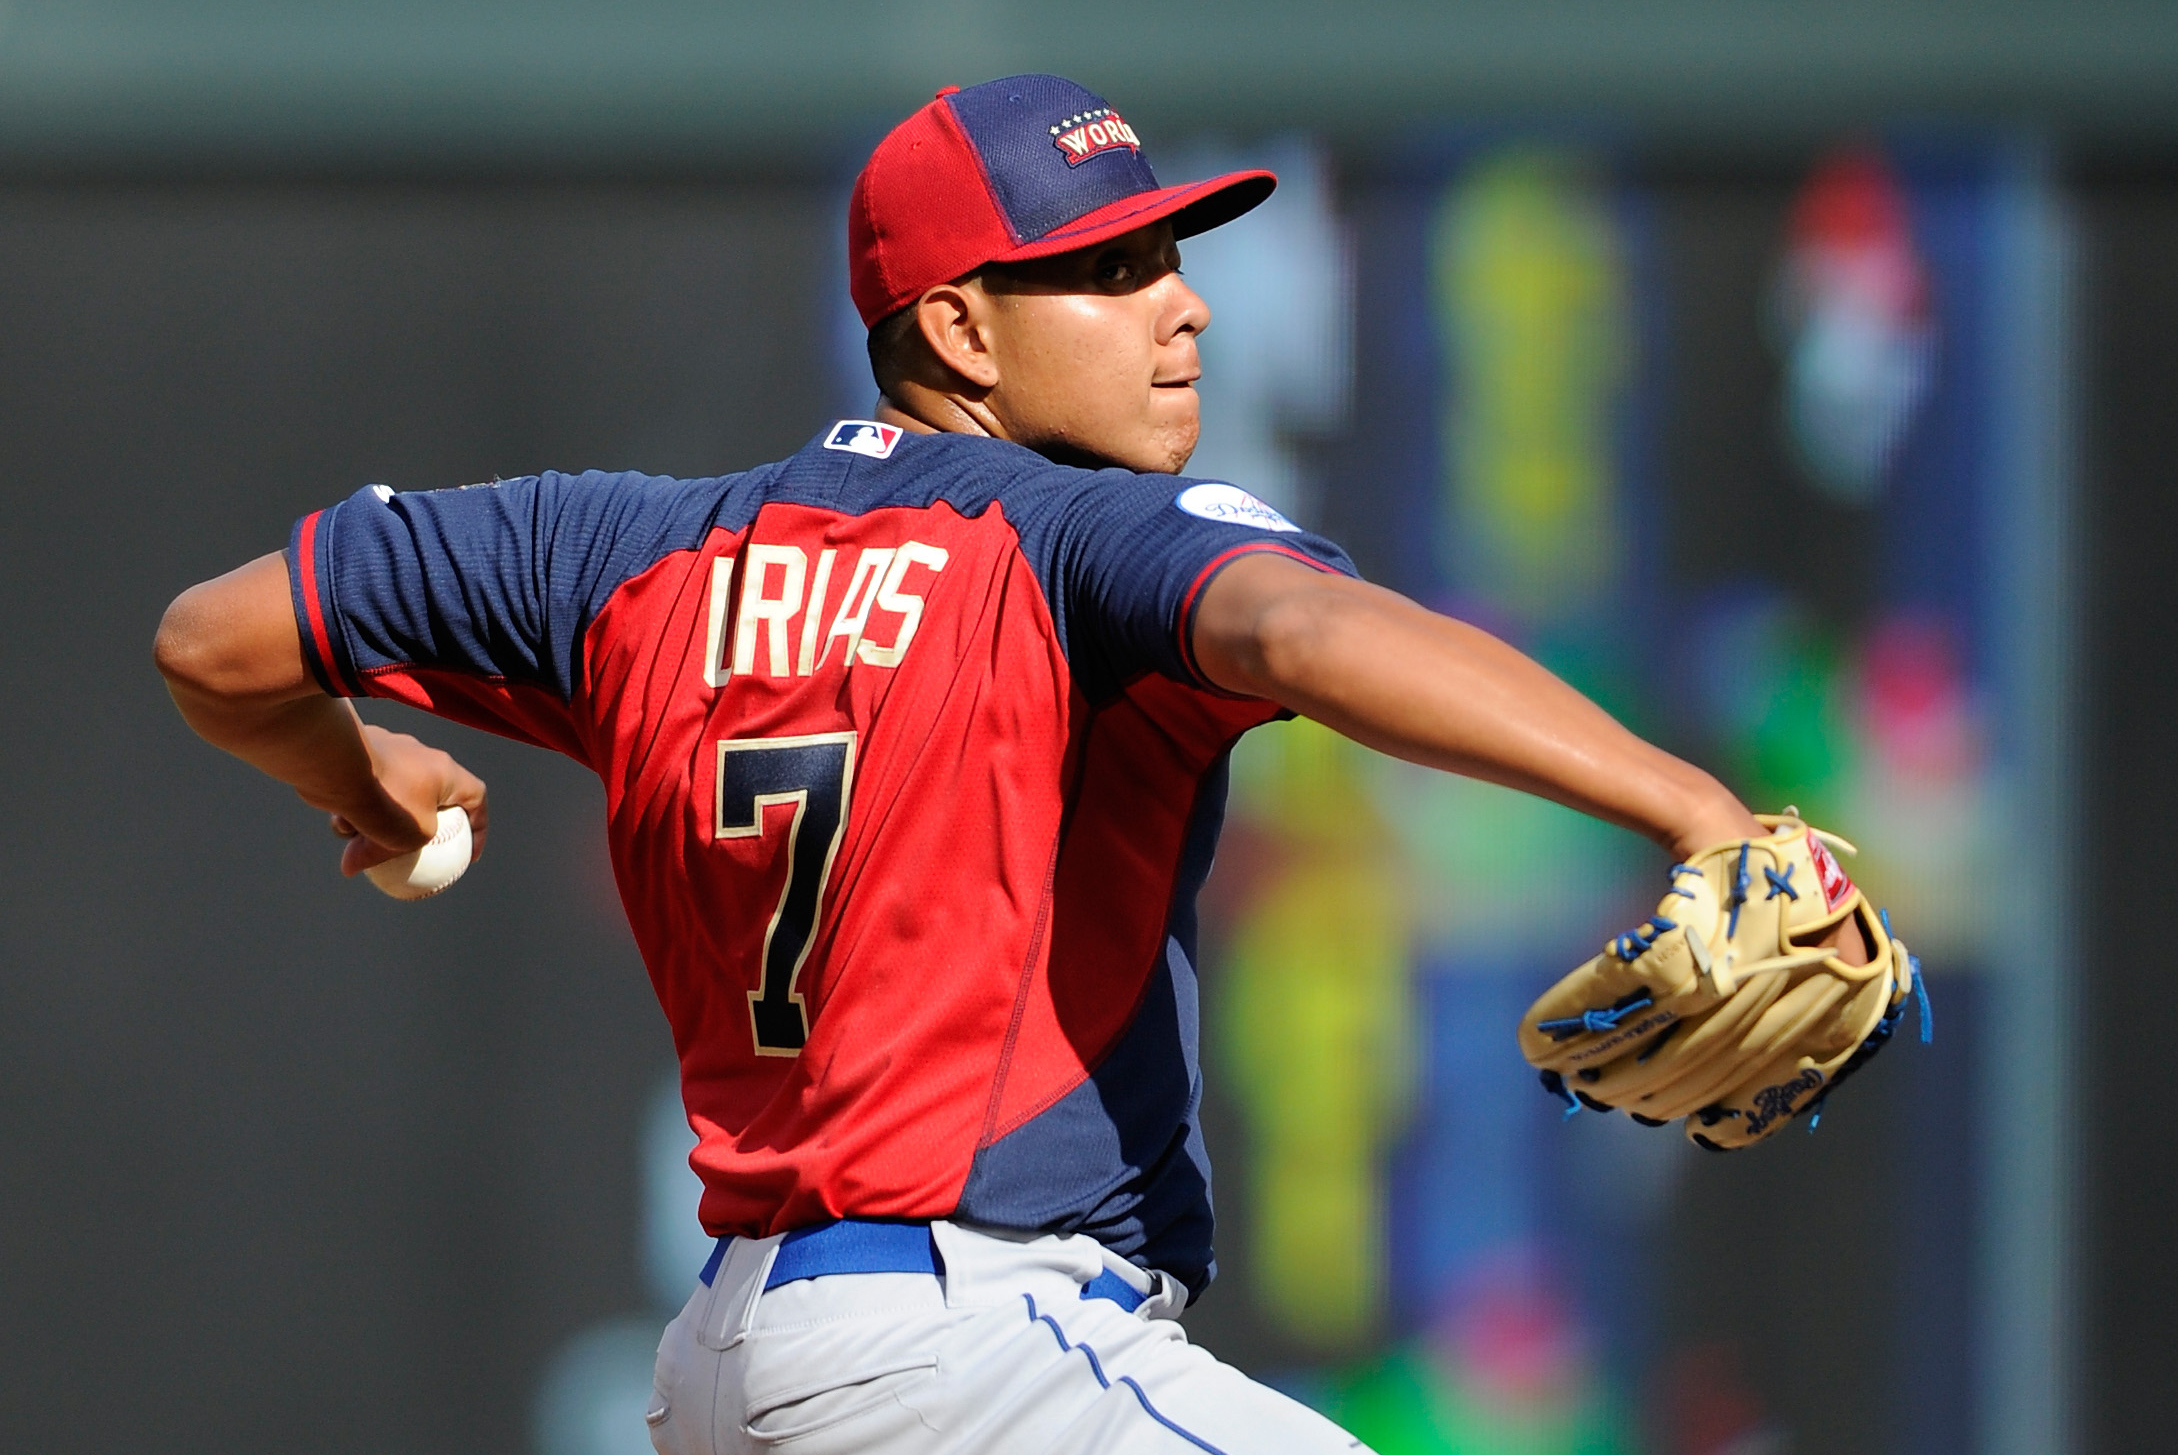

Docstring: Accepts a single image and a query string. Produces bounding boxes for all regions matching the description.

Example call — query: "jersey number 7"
[715,732,857,1056]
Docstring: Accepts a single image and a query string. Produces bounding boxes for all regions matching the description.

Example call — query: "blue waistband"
[699,1219,1146,1313]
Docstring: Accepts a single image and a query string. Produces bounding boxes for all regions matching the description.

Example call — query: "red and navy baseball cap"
[848,74,1276,327]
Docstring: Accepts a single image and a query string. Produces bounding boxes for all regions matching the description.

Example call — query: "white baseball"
[363,806,473,901]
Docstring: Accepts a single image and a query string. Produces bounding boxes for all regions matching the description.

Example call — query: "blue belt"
[700,1219,1146,1313]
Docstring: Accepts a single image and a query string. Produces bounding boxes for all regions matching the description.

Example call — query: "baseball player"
[156,74,1863,1454]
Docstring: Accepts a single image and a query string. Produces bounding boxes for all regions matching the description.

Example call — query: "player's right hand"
[325,724,489,877]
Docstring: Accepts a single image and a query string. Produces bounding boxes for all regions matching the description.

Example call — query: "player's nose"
[1159,272,1211,344]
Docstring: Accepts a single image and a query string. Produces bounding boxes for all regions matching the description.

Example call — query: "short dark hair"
[865,303,923,396]
[866,263,1033,394]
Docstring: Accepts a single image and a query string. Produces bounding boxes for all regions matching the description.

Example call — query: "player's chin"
[1051,395,1196,473]
[1143,390,1200,473]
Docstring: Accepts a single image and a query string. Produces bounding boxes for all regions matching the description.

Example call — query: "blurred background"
[2,4,2173,1453]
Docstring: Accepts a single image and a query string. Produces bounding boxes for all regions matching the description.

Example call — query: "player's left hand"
[326,724,489,876]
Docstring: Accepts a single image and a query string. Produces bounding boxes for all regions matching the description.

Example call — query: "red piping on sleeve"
[294,510,347,695]
[1175,542,1340,687]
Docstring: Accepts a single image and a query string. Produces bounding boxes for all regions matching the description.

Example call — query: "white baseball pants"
[646,1220,1372,1455]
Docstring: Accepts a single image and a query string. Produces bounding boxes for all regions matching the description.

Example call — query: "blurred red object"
[1857,612,1979,781]
[1787,150,1928,321]
[1426,1251,1588,1416]
[1661,1342,1783,1455]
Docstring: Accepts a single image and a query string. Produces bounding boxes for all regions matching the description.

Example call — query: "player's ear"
[913,283,1001,392]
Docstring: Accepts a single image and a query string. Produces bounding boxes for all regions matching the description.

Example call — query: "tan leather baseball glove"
[1519,812,1926,1150]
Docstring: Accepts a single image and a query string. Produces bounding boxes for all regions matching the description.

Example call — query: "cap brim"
[990,169,1277,265]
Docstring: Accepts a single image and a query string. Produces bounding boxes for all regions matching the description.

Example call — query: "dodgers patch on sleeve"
[1174,481,1301,533]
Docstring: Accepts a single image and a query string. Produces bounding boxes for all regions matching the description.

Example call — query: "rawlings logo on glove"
[1519,811,1929,1151]
[1806,830,1855,910]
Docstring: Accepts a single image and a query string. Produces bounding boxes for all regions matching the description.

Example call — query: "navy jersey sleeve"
[1041,472,1358,696]
[287,469,730,705]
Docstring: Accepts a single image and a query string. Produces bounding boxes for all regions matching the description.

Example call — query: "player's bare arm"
[154,552,487,874]
[1191,554,1756,859]
[1190,554,1868,962]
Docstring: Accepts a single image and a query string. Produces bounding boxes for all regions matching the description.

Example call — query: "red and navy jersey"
[286,422,1355,1295]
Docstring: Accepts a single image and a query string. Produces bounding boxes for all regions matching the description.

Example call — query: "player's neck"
[873,391,1138,473]
[875,391,990,441]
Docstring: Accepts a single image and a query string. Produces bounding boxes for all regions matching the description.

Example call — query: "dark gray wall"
[0,179,834,1453]
[2079,171,2178,1455]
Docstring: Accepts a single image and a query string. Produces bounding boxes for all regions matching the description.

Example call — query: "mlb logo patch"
[824,420,904,460]
[1049,107,1140,167]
